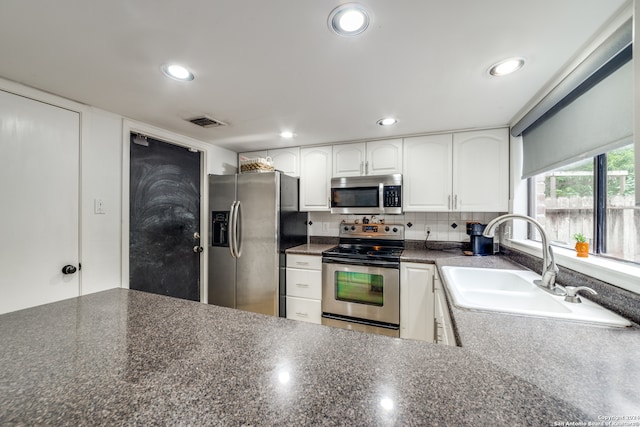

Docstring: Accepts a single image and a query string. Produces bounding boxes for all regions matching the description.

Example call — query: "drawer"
[286,296,321,324]
[286,268,322,299]
[287,254,322,270]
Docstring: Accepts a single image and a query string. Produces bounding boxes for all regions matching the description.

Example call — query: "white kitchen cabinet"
[286,254,322,324]
[332,139,403,177]
[452,129,509,212]
[400,262,435,342]
[332,142,366,177]
[403,134,453,211]
[300,146,332,211]
[403,128,508,212]
[239,147,300,177]
[433,269,456,346]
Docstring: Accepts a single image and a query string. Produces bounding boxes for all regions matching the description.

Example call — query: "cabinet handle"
[295,312,309,317]
[365,161,369,175]
[295,261,309,266]
[454,195,458,210]
[360,161,364,175]
[448,195,451,210]
[295,283,309,288]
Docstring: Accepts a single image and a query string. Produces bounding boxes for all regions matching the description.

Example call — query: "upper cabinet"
[403,134,453,211]
[403,128,509,212]
[332,139,403,177]
[239,147,300,177]
[299,146,332,211]
[332,143,365,177]
[453,129,509,212]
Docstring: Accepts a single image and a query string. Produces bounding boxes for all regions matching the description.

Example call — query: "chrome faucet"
[483,214,564,296]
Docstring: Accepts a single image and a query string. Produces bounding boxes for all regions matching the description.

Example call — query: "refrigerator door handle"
[235,200,243,258]
[229,201,237,258]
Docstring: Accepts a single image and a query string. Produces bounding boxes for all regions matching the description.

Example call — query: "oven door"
[322,259,399,326]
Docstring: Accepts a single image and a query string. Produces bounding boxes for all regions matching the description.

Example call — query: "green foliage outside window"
[543,146,634,198]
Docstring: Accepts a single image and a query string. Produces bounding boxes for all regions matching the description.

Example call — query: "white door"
[403,134,453,211]
[453,128,509,212]
[268,147,300,177]
[332,142,365,177]
[400,263,435,342]
[300,146,332,210]
[366,139,403,175]
[0,90,80,314]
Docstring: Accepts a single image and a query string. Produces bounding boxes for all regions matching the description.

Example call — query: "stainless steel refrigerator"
[208,172,307,317]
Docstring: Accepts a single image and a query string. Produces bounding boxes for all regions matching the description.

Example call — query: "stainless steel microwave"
[330,174,402,215]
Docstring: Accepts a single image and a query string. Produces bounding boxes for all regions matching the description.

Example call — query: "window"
[530,144,637,263]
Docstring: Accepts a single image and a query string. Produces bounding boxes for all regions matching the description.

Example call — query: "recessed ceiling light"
[280,131,295,138]
[161,64,195,81]
[488,57,525,77]
[328,3,370,37]
[377,118,397,126]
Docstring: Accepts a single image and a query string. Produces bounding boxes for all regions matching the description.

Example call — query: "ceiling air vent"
[187,116,227,128]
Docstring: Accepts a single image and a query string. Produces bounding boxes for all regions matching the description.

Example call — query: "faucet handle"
[564,286,597,304]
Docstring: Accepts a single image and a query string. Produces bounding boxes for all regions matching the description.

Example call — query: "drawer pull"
[295,261,310,266]
[295,283,309,288]
[295,312,309,317]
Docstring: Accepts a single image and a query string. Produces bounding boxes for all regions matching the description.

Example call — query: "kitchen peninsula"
[2,286,638,426]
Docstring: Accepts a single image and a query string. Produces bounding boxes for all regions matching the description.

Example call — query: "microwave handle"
[379,183,384,210]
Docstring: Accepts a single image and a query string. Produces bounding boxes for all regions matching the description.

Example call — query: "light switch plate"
[94,198,106,214]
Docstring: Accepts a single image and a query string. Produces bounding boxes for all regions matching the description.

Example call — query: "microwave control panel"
[382,186,401,207]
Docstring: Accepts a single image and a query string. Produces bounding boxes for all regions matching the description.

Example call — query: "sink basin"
[440,266,631,327]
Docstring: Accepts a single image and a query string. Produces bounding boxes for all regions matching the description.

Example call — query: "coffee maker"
[466,222,495,256]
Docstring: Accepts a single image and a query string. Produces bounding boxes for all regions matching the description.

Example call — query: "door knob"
[62,265,77,275]
[193,246,204,253]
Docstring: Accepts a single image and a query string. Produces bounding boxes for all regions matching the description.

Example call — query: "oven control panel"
[339,223,404,239]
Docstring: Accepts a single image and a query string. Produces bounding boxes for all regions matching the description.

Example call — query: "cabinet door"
[286,296,322,324]
[269,147,300,177]
[332,142,366,177]
[366,139,403,175]
[400,263,435,342]
[453,128,509,212]
[433,271,456,345]
[300,146,332,210]
[402,134,453,211]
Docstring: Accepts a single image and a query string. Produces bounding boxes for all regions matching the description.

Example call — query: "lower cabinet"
[400,263,435,342]
[433,269,456,345]
[286,254,322,324]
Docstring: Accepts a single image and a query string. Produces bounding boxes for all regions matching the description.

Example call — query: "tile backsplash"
[307,211,506,242]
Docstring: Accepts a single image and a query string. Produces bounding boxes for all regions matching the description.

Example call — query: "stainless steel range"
[322,223,404,337]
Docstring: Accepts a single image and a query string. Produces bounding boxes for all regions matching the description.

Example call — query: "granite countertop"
[0,289,594,426]
[286,242,640,420]
[285,243,336,256]
[434,255,640,419]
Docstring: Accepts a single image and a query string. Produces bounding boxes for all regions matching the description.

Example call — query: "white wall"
[81,108,123,294]
[0,77,237,297]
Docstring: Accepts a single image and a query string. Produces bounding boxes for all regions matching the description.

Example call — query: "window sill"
[506,239,640,294]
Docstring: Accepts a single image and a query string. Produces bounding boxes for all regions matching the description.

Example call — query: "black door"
[129,134,201,301]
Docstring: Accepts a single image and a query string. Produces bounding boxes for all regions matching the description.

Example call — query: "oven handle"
[322,256,400,269]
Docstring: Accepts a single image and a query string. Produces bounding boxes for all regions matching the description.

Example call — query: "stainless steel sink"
[440,266,631,327]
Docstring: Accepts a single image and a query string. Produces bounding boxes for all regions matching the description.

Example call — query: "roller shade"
[521,60,633,178]
[513,19,633,179]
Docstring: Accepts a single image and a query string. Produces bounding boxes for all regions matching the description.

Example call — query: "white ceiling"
[0,0,629,152]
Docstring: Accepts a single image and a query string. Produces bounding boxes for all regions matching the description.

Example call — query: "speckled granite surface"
[1,289,594,426]
[285,243,336,255]
[434,255,640,419]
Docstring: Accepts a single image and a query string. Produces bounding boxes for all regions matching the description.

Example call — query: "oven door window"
[331,187,379,208]
[335,271,383,306]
